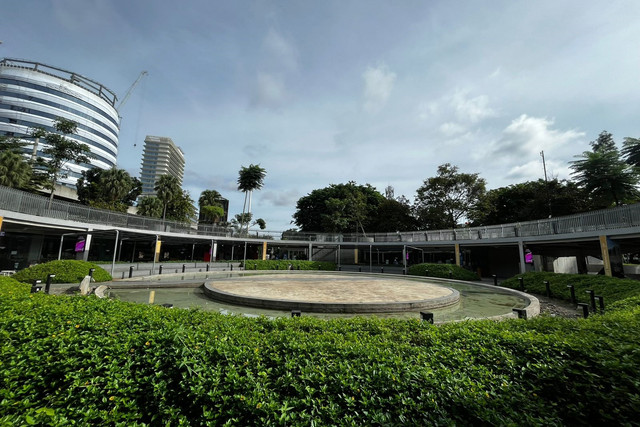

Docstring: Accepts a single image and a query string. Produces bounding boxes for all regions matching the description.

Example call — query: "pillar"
[154,239,162,263]
[354,248,359,264]
[81,233,93,262]
[262,241,268,260]
[518,241,526,274]
[454,244,460,267]
[599,235,612,277]
[308,243,313,261]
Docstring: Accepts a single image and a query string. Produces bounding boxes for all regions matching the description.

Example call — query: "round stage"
[203,272,460,313]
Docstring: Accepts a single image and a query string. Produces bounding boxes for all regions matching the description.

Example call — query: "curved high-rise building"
[0,58,119,188]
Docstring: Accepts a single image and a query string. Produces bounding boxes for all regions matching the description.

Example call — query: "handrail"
[1,185,639,243]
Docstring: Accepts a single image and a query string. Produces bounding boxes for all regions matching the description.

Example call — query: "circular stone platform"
[203,273,460,313]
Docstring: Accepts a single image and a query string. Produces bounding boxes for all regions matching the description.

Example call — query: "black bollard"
[206,264,210,272]
[577,303,589,318]
[512,308,527,319]
[518,277,524,291]
[297,265,301,270]
[381,267,384,273]
[159,265,163,275]
[182,264,186,273]
[567,285,576,304]
[424,269,429,276]
[338,266,341,271]
[254,264,257,270]
[128,266,134,278]
[403,268,406,275]
[359,267,362,272]
[31,279,42,293]
[596,295,605,314]
[121,272,125,279]
[89,268,95,278]
[448,271,453,279]
[45,274,55,294]
[420,312,434,323]
[586,290,596,312]
[492,275,497,286]
[544,281,551,298]
[291,310,301,317]
[230,264,233,271]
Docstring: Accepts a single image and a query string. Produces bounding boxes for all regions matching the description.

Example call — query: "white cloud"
[264,29,298,72]
[439,122,467,137]
[451,91,497,124]
[362,65,396,114]
[251,72,287,109]
[262,189,300,207]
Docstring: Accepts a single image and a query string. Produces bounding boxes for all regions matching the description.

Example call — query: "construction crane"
[117,70,148,113]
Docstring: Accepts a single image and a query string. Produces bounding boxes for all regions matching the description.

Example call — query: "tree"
[590,130,617,154]
[198,189,225,224]
[414,163,486,229]
[570,150,639,207]
[369,197,418,231]
[237,164,267,233]
[621,137,640,168]
[136,196,163,218]
[0,151,32,189]
[154,175,182,222]
[76,168,142,212]
[293,182,386,233]
[470,179,594,226]
[31,118,93,204]
[167,190,197,223]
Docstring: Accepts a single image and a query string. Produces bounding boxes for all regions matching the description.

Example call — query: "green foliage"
[408,263,480,281]
[414,163,486,230]
[499,271,640,307]
[244,260,336,271]
[136,196,163,218]
[293,182,388,233]
[621,136,640,168]
[471,179,594,226]
[12,260,112,284]
[76,168,142,212]
[1,280,639,424]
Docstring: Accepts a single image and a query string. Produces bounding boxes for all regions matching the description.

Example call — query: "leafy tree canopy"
[76,168,142,212]
[414,163,486,230]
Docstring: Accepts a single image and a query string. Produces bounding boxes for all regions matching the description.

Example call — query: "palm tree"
[154,175,181,222]
[101,168,132,204]
[198,189,225,224]
[237,164,266,234]
[136,196,163,218]
[0,151,32,189]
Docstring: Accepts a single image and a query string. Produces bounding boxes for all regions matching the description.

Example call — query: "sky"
[2,0,640,231]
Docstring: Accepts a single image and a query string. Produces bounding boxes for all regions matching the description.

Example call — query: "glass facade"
[0,58,120,188]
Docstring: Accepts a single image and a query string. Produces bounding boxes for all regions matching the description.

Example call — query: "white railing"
[1,185,639,243]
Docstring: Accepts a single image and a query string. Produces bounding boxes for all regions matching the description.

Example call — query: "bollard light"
[518,277,524,291]
[512,308,527,319]
[206,264,210,272]
[291,310,301,317]
[596,295,605,314]
[31,279,42,293]
[182,264,186,273]
[381,267,384,273]
[567,285,576,304]
[586,290,596,312]
[45,274,55,294]
[448,271,453,279]
[577,303,589,319]
[359,267,362,273]
[492,275,498,286]
[89,268,95,278]
[129,266,134,278]
[544,281,551,298]
[420,312,434,323]
[159,265,163,275]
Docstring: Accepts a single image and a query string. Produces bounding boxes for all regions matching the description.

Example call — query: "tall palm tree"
[237,164,266,234]
[198,189,224,224]
[154,175,181,222]
[101,168,132,204]
[0,151,32,189]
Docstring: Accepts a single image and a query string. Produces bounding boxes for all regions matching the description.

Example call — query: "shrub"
[0,280,639,425]
[244,259,335,271]
[499,271,640,307]
[12,260,112,284]
[408,263,480,281]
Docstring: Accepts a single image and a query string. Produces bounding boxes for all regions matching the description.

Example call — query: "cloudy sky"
[3,1,639,230]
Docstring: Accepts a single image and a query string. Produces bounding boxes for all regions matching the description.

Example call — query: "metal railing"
[1,185,639,243]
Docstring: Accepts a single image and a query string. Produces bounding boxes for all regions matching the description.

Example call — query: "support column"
[518,241,526,274]
[354,248,359,264]
[403,245,407,270]
[212,241,218,261]
[110,230,119,276]
[454,244,461,267]
[308,243,313,261]
[154,237,162,263]
[81,232,93,262]
[599,235,612,277]
[262,241,268,260]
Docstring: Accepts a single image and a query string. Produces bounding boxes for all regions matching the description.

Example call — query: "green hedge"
[12,260,112,284]
[0,280,639,424]
[244,259,336,271]
[408,263,480,281]
[499,272,640,308]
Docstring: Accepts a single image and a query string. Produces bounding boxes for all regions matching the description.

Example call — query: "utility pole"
[540,151,552,217]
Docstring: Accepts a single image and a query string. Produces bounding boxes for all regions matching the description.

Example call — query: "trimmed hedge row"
[243,259,336,271]
[1,276,639,425]
[499,271,640,308]
[408,263,480,281]
[12,260,112,284]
